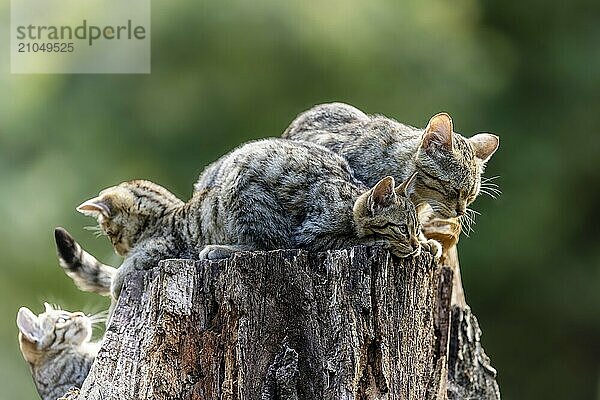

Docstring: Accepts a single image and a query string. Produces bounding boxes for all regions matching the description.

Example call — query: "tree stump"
[71,246,499,400]
[422,218,501,399]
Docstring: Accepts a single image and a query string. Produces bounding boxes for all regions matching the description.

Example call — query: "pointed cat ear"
[77,198,111,218]
[370,176,397,212]
[43,302,54,314]
[421,112,453,152]
[395,172,418,198]
[469,133,499,163]
[17,307,41,343]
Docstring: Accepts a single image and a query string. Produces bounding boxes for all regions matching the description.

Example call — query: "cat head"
[354,174,421,257]
[17,303,92,365]
[413,112,499,218]
[77,180,184,256]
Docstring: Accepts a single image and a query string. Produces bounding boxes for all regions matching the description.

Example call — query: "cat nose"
[455,207,465,216]
[411,238,419,250]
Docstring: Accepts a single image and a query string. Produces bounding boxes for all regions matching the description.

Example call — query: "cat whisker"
[459,218,468,236]
[480,183,502,193]
[458,216,471,237]
[461,208,479,237]
[479,188,499,199]
[84,225,106,238]
[90,319,107,327]
[88,310,109,320]
[481,184,502,194]
[481,175,500,183]
[481,181,500,189]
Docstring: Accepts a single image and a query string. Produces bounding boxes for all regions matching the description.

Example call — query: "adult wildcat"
[17,303,100,400]
[282,103,499,221]
[74,139,438,300]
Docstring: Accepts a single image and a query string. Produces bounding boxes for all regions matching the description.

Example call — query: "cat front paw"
[199,245,237,260]
[421,239,442,262]
[58,387,80,400]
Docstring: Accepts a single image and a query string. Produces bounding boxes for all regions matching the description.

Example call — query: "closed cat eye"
[385,224,409,236]
[57,316,69,324]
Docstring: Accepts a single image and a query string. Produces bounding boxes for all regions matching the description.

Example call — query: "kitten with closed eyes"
[282,103,500,226]
[68,139,439,301]
[17,303,101,400]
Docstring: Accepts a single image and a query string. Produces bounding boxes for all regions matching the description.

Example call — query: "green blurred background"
[1,0,599,398]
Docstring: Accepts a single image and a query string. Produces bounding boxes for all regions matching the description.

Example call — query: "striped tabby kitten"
[282,103,499,221]
[75,139,439,299]
[17,303,100,400]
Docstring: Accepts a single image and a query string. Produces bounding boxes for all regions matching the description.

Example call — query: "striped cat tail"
[54,227,115,296]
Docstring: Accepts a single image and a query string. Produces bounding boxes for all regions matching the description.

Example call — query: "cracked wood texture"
[73,247,457,400]
[423,218,501,399]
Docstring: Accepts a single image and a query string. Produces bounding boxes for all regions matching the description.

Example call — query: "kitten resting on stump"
[70,139,439,303]
[282,103,499,240]
[18,103,500,398]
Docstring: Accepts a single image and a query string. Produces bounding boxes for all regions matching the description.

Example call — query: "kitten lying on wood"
[282,103,500,224]
[56,104,500,300]
[66,139,439,303]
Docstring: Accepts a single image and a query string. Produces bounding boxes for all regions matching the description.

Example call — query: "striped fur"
[73,139,438,302]
[282,103,499,220]
[55,228,114,296]
[17,304,99,400]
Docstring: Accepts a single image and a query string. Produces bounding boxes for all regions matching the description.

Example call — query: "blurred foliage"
[0,0,599,398]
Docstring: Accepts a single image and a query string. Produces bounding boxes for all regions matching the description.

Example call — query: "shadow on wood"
[71,246,499,400]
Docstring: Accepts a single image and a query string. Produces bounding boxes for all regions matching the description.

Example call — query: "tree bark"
[69,245,500,400]
[423,218,501,399]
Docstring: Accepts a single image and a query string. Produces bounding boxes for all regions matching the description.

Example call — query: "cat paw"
[199,245,237,260]
[58,387,80,400]
[421,239,442,262]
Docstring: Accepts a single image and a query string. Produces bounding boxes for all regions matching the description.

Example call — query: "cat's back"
[203,138,361,226]
[199,138,361,247]
[215,138,359,193]
[283,102,368,136]
[283,102,419,145]
[194,159,223,192]
[194,135,355,192]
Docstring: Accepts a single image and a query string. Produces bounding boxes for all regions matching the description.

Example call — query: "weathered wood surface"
[74,247,454,400]
[421,218,465,308]
[424,218,501,399]
[447,306,501,400]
